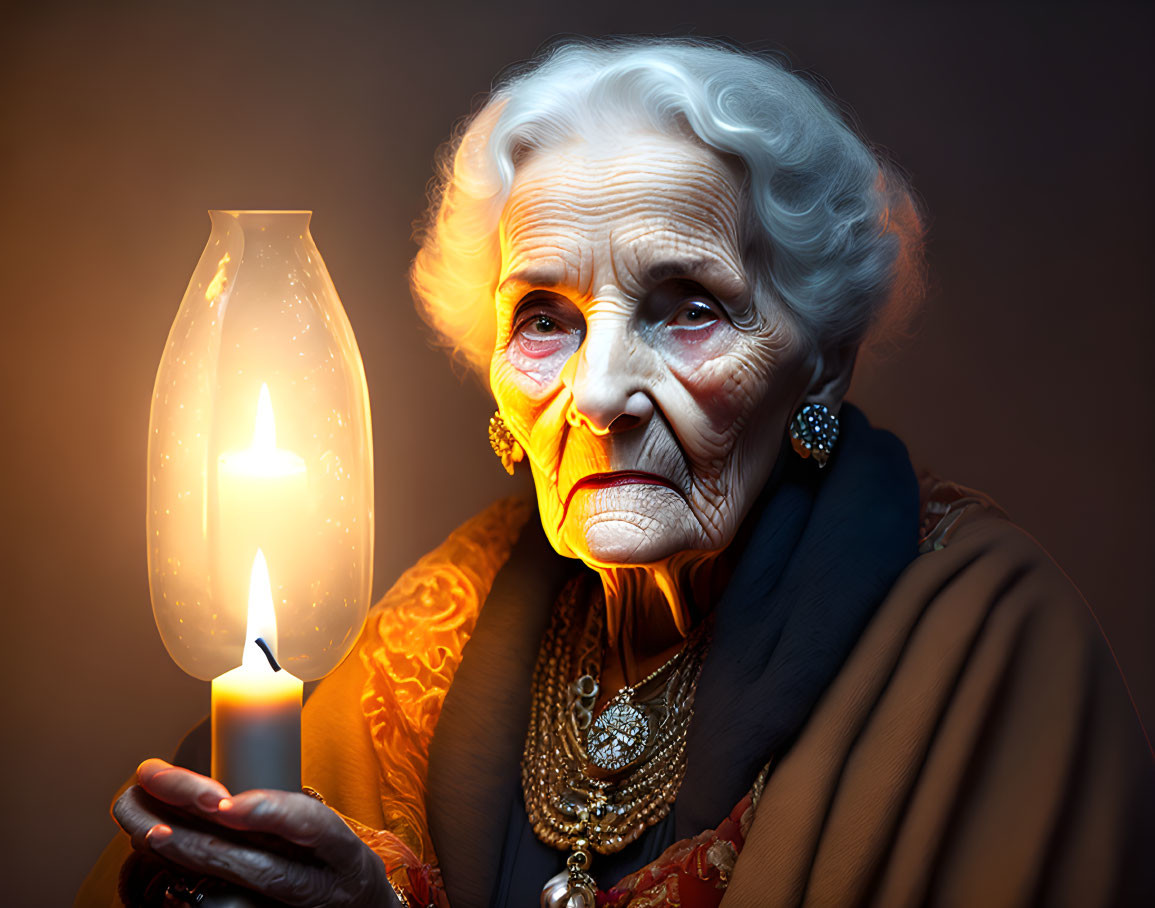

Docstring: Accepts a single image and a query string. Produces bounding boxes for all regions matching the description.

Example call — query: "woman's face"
[489,130,810,567]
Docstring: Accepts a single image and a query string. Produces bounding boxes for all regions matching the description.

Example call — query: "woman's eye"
[514,311,568,339]
[525,314,559,335]
[509,301,583,363]
[670,302,719,329]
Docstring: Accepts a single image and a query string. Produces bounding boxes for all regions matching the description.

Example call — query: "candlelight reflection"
[218,384,306,480]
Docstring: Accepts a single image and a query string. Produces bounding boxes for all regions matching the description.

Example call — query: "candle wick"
[254,637,282,672]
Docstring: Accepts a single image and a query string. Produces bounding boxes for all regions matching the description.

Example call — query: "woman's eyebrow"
[645,259,713,283]
[497,259,746,297]
[643,258,746,294]
[497,267,566,296]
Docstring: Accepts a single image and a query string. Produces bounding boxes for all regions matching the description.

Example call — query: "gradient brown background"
[1,1,1151,904]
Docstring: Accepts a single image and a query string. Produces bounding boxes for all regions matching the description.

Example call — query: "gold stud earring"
[489,411,525,475]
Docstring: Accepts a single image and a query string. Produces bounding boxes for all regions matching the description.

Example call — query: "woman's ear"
[803,343,858,412]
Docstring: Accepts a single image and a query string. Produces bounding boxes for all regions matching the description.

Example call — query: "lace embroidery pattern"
[357,497,533,863]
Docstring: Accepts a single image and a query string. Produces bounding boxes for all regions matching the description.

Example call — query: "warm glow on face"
[242,548,278,670]
[489,134,806,567]
[218,384,306,478]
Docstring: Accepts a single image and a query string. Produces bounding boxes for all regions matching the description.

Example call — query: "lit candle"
[148,210,373,798]
[211,549,303,793]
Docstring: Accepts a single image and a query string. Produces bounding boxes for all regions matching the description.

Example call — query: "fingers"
[112,784,173,851]
[115,775,394,906]
[128,761,356,864]
[142,821,335,908]
[213,790,363,866]
[137,758,232,815]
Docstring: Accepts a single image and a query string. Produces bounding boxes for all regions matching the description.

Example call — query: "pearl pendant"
[540,870,596,908]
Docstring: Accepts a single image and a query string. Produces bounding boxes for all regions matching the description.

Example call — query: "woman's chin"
[561,486,699,567]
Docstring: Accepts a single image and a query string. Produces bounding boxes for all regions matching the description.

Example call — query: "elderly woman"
[89,37,1152,908]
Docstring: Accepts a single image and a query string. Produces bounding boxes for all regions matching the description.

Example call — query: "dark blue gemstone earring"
[789,403,839,468]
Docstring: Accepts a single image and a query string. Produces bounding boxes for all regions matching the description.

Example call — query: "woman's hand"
[113,759,396,907]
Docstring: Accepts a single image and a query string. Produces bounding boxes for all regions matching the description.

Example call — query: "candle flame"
[242,548,278,670]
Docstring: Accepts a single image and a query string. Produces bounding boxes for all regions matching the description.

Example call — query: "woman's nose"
[565,324,655,435]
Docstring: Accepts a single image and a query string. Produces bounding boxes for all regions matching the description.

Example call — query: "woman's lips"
[560,471,682,527]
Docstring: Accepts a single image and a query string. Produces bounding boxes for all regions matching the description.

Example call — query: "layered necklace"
[522,575,711,907]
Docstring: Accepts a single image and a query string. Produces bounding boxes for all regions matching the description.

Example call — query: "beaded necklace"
[522,575,711,907]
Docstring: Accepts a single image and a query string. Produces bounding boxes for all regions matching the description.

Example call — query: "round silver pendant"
[586,701,650,771]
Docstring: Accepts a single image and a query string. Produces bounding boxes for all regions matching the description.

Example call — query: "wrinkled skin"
[113,759,394,906]
[490,130,843,678]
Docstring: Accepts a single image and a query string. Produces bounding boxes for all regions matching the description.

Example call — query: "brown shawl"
[723,485,1154,905]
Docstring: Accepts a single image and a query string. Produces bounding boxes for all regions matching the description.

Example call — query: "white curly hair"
[410,36,925,379]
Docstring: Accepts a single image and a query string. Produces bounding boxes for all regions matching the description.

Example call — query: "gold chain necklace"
[522,575,711,907]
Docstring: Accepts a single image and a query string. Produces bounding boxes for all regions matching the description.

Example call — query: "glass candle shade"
[147,210,373,683]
